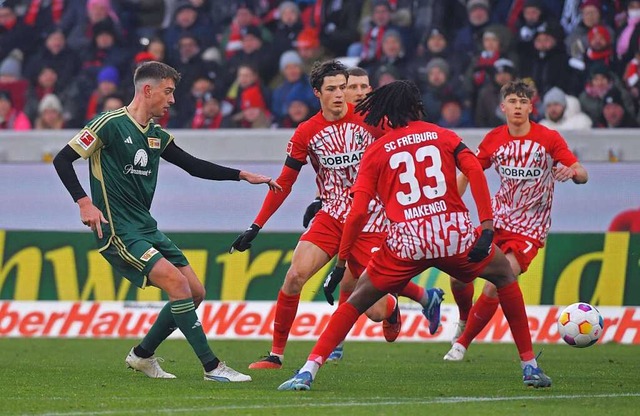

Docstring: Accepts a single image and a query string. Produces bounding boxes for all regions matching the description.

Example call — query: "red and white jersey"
[352,121,476,260]
[477,122,578,243]
[287,104,388,232]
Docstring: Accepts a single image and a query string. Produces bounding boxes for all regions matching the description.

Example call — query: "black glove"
[229,224,261,253]
[323,265,345,305]
[468,229,494,262]
[303,197,322,228]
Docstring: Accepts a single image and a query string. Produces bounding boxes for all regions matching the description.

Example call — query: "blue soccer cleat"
[326,343,344,363]
[523,364,552,388]
[422,288,444,335]
[277,371,313,391]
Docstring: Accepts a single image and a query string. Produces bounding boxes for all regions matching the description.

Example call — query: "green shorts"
[99,230,189,288]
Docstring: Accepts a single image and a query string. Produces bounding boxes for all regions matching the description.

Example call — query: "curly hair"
[355,80,426,128]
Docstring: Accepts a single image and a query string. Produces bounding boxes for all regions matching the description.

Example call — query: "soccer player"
[444,79,588,361]
[277,80,552,391]
[230,60,442,370]
[53,61,280,383]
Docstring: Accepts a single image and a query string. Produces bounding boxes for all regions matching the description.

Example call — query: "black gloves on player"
[323,265,345,305]
[303,197,322,228]
[230,223,261,253]
[468,229,494,262]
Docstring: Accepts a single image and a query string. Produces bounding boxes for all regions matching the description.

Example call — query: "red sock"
[451,282,475,321]
[271,290,300,355]
[399,282,425,303]
[457,293,499,348]
[309,302,361,363]
[385,294,397,319]
[338,289,352,305]
[497,281,535,361]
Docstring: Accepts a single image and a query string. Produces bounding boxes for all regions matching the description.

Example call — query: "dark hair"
[500,79,534,100]
[347,67,369,77]
[355,80,426,128]
[133,61,181,87]
[309,60,348,91]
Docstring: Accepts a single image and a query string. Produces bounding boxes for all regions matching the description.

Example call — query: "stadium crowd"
[1,0,640,130]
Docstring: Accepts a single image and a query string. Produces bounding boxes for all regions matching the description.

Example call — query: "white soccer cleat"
[443,343,467,361]
[204,362,252,382]
[452,320,466,345]
[125,347,176,379]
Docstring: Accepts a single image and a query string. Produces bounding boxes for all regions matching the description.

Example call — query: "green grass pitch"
[0,339,638,415]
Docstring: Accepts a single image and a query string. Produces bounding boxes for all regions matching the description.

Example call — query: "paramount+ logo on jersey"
[123,149,152,176]
[320,150,364,169]
[499,165,542,180]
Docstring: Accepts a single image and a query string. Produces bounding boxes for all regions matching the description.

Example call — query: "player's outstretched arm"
[239,171,282,192]
[53,145,108,238]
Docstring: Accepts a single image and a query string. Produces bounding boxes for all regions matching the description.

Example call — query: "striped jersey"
[287,104,388,232]
[477,122,579,243]
[68,107,174,239]
[352,121,476,260]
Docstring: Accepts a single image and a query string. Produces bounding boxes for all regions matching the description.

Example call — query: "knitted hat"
[38,94,63,113]
[296,27,320,49]
[0,56,21,78]
[467,0,490,12]
[494,58,516,75]
[279,50,302,71]
[543,87,567,107]
[425,57,450,76]
[242,25,263,40]
[97,66,119,85]
[580,0,601,10]
[588,25,611,43]
[603,89,623,106]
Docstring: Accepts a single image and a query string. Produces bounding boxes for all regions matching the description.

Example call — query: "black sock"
[134,345,153,358]
[204,357,221,372]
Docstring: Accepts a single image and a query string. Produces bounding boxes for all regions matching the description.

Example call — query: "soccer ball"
[557,302,604,348]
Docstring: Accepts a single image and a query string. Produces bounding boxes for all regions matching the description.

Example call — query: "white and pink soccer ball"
[557,302,604,348]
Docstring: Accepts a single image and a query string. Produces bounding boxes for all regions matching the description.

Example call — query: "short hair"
[355,80,425,128]
[347,67,369,78]
[133,61,181,89]
[500,79,534,101]
[309,60,348,91]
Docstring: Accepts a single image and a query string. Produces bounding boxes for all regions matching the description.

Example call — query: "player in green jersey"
[53,61,281,383]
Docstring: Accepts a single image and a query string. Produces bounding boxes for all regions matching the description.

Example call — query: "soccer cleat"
[443,343,466,361]
[382,295,402,342]
[248,354,283,369]
[452,320,467,345]
[277,371,313,391]
[204,362,252,382]
[125,347,176,379]
[326,344,344,362]
[523,364,552,388]
[422,288,444,335]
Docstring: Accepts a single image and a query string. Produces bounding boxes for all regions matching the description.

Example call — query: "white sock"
[300,360,320,379]
[521,358,538,369]
[269,352,284,361]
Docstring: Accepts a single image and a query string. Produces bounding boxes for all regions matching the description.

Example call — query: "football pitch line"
[23,393,640,415]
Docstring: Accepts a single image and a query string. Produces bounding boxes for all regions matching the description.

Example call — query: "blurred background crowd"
[1,0,640,131]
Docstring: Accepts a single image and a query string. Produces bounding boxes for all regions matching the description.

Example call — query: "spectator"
[278,96,313,128]
[514,0,552,69]
[302,0,363,56]
[0,90,31,130]
[145,36,167,62]
[452,0,494,68]
[437,97,474,128]
[372,63,401,88]
[23,28,80,92]
[34,93,65,129]
[0,53,29,111]
[583,24,616,77]
[190,91,232,129]
[616,0,640,68]
[0,2,38,63]
[579,63,635,123]
[623,49,640,98]
[223,25,278,89]
[269,1,303,57]
[163,1,216,65]
[361,29,411,81]
[229,63,271,128]
[412,26,463,87]
[539,86,593,129]
[24,66,77,126]
[565,0,606,62]
[85,66,121,122]
[475,58,516,127]
[526,21,572,96]
[595,88,639,127]
[271,50,316,124]
[295,27,332,74]
[60,0,125,53]
[101,93,124,112]
[220,4,271,60]
[351,0,408,61]
[420,57,458,122]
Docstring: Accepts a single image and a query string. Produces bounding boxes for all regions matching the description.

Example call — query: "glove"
[468,229,494,263]
[323,265,345,305]
[229,223,261,253]
[303,197,322,228]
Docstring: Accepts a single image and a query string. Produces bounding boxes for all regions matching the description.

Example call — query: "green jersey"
[69,107,173,241]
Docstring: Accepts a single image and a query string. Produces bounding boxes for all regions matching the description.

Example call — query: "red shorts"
[494,228,542,273]
[367,237,497,294]
[300,211,385,278]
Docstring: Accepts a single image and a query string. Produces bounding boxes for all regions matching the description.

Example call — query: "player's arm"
[53,145,108,238]
[161,141,281,190]
[455,143,493,226]
[229,156,303,252]
[553,161,588,184]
